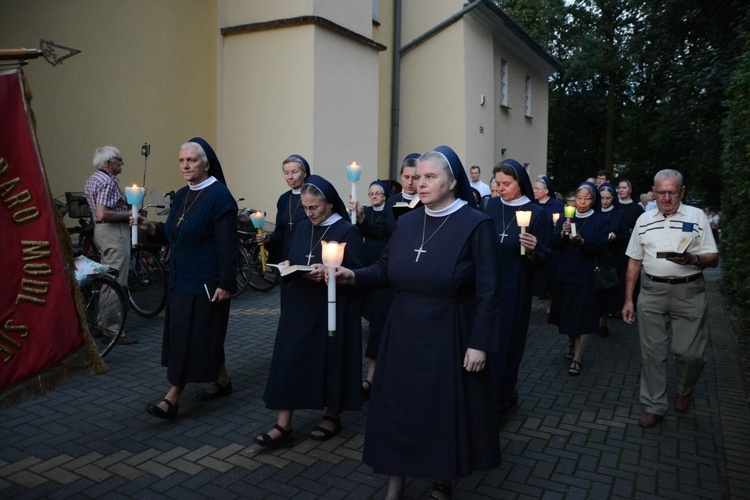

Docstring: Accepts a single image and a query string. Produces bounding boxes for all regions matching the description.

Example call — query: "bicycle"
[64,193,168,317]
[75,257,128,358]
[234,208,280,297]
[127,203,169,317]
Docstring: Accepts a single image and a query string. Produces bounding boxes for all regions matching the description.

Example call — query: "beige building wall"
[218,0,381,217]
[0,0,218,217]
[372,0,394,179]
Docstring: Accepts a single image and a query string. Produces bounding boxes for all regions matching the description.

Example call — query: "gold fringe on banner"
[0,70,107,409]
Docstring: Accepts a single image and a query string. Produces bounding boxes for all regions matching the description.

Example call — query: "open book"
[268,263,315,277]
[392,196,421,220]
[656,234,692,258]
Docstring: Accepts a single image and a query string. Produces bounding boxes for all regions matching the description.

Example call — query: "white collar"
[189,176,217,191]
[602,205,614,213]
[402,192,416,201]
[291,188,302,195]
[619,198,633,204]
[501,195,531,207]
[318,213,343,226]
[576,208,594,218]
[425,198,466,217]
[372,205,385,212]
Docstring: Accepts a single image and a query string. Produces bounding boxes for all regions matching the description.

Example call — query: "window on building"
[525,76,532,118]
[500,59,509,108]
[373,0,380,23]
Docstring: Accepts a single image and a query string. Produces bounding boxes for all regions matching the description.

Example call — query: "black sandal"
[568,360,581,376]
[196,381,233,401]
[253,424,293,448]
[564,345,574,360]
[310,415,342,441]
[362,380,372,399]
[145,399,179,420]
[428,481,452,499]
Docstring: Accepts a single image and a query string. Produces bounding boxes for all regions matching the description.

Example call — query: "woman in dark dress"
[336,146,504,500]
[532,175,564,300]
[485,161,552,412]
[597,183,630,336]
[548,182,609,376]
[349,180,391,397]
[616,179,644,231]
[138,138,237,420]
[255,175,366,447]
[258,155,310,263]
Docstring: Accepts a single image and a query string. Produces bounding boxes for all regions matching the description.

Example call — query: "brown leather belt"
[646,273,702,285]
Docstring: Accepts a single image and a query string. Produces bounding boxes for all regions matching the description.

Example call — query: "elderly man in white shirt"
[622,169,718,429]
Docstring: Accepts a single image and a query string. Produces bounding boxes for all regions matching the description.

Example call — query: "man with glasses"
[622,169,717,428]
[84,146,138,345]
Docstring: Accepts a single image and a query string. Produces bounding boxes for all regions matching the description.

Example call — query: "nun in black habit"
[349,180,392,397]
[485,160,552,412]
[139,138,237,420]
[259,154,311,263]
[256,175,366,447]
[548,182,610,376]
[335,146,504,499]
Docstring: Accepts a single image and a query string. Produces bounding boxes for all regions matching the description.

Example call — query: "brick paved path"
[2,267,749,498]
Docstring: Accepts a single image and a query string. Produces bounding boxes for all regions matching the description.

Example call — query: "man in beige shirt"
[622,169,718,428]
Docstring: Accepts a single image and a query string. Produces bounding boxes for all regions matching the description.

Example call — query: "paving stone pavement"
[2,267,749,499]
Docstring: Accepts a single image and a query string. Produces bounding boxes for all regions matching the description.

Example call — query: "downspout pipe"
[390,0,483,178]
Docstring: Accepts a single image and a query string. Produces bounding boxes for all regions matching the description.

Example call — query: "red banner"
[0,69,100,404]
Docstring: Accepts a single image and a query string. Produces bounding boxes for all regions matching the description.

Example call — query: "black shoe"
[498,396,518,414]
[196,381,233,401]
[310,415,342,441]
[145,399,178,420]
[253,424,293,448]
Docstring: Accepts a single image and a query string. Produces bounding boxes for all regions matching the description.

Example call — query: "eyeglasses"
[575,196,593,201]
[654,189,681,198]
[111,156,123,163]
[368,192,384,197]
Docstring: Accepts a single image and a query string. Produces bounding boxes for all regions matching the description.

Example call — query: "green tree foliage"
[498,0,749,200]
[720,35,750,329]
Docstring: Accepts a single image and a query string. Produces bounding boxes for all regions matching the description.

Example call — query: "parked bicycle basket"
[65,192,92,219]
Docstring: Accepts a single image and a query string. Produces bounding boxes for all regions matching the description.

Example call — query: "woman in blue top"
[137,138,237,420]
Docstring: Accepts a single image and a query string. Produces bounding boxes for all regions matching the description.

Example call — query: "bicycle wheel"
[233,244,251,298]
[246,244,280,292]
[81,274,128,358]
[128,249,167,317]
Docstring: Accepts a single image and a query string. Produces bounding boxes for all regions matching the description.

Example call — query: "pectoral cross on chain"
[306,252,314,266]
[288,220,295,230]
[177,214,186,226]
[499,231,508,243]
[414,245,427,262]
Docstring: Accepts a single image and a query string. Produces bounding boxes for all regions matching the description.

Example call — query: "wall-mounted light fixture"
[501,148,507,155]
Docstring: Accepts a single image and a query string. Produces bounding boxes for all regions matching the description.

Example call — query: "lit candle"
[250,211,267,272]
[321,241,346,337]
[563,205,576,236]
[346,162,362,224]
[552,213,560,224]
[125,184,145,247]
[515,211,532,255]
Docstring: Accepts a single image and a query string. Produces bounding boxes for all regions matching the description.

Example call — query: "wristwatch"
[693,254,701,266]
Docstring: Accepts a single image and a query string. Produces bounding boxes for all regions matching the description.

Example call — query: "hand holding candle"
[321,241,346,337]
[515,210,532,255]
[125,184,145,247]
[346,162,362,225]
[250,211,267,272]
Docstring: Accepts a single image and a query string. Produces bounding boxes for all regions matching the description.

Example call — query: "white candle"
[125,185,145,248]
[321,241,346,337]
[346,162,362,225]
[515,211,532,255]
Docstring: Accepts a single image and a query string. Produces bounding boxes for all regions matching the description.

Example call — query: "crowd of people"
[85,140,719,498]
